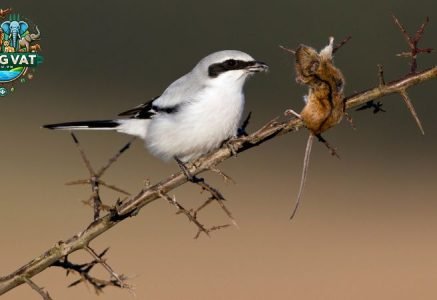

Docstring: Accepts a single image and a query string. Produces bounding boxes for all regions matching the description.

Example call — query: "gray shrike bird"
[44,50,268,162]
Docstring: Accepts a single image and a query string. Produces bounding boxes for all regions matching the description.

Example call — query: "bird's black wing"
[118,95,181,119]
[118,96,160,119]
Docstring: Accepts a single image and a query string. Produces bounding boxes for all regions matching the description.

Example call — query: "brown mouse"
[287,37,346,219]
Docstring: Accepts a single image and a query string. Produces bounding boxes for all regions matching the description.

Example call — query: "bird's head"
[194,50,268,86]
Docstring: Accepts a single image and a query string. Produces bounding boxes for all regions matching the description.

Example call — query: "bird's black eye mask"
[208,59,256,77]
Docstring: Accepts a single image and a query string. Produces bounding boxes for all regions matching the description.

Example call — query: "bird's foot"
[223,137,239,158]
[237,111,252,137]
[237,127,248,137]
[174,157,199,182]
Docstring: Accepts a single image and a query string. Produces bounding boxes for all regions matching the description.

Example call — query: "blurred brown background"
[1,0,437,299]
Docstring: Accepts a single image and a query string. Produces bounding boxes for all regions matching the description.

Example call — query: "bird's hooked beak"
[246,61,269,73]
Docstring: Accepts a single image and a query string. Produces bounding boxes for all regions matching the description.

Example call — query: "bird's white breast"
[145,77,245,162]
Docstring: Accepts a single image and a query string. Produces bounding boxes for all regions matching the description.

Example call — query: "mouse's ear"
[295,45,320,83]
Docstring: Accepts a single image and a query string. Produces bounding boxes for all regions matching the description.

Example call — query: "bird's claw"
[224,137,239,157]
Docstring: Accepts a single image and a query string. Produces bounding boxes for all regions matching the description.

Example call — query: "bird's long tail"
[43,119,149,139]
[43,120,120,130]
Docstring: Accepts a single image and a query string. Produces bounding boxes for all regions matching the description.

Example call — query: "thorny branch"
[22,278,53,300]
[67,133,133,220]
[159,191,209,235]
[393,15,434,73]
[355,16,433,134]
[51,247,131,295]
[355,65,388,114]
[83,246,127,289]
[159,164,235,237]
[191,177,237,227]
[333,35,352,53]
[1,16,436,299]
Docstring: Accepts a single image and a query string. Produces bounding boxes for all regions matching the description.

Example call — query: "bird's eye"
[225,59,237,67]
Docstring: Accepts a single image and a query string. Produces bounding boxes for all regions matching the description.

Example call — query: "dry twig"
[333,35,352,53]
[190,176,237,228]
[67,133,133,220]
[158,191,211,237]
[393,15,433,73]
[52,247,131,295]
[23,277,53,300]
[356,16,431,134]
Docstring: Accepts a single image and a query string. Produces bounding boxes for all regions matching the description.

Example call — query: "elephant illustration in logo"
[18,26,40,52]
[0,20,28,51]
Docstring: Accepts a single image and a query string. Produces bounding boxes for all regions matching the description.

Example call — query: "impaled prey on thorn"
[287,37,347,219]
